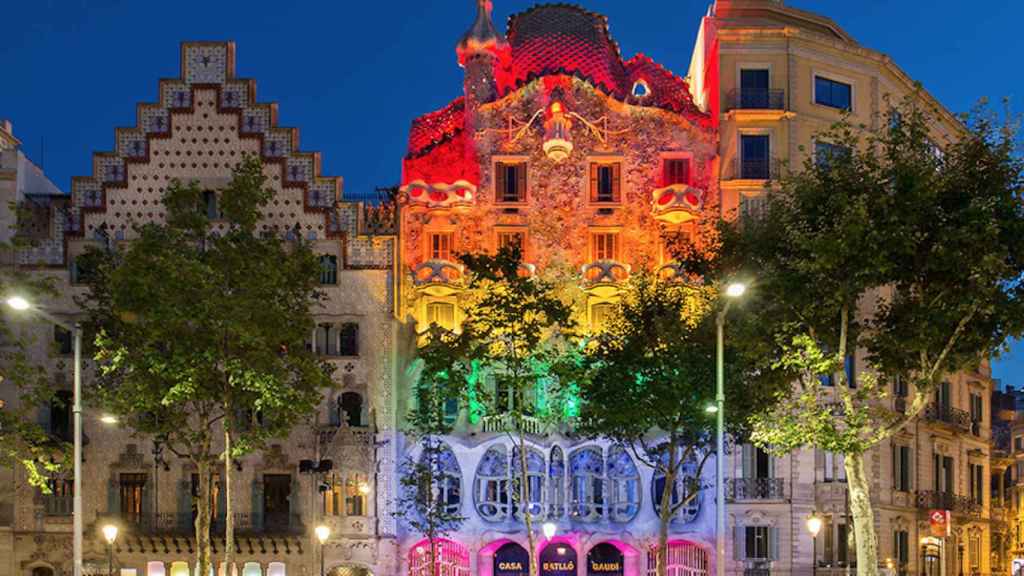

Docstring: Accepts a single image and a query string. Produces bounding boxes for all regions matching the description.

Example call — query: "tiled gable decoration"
[36,42,393,272]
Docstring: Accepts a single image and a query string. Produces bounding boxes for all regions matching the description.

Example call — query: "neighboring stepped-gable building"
[0,43,400,576]
[0,3,1008,576]
[396,2,717,576]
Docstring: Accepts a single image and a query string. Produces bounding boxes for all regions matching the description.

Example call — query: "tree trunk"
[195,457,213,576]
[224,424,234,576]
[656,442,679,576]
[518,431,538,576]
[429,536,438,576]
[845,451,879,576]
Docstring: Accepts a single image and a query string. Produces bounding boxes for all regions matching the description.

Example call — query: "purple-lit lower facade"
[396,434,715,576]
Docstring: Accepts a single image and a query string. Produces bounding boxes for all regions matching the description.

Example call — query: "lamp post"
[315,524,331,576]
[716,282,746,576]
[807,513,823,576]
[102,524,118,576]
[542,521,557,541]
[6,296,84,576]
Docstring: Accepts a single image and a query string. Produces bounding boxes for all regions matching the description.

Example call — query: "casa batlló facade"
[0,2,1003,576]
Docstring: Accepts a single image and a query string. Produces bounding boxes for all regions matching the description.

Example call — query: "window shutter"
[661,160,670,187]
[611,163,622,201]
[516,163,527,201]
[216,477,226,522]
[107,477,119,515]
[681,159,690,184]
[742,445,754,479]
[177,480,192,530]
[495,163,507,201]
[288,475,300,520]
[891,444,897,489]
[590,163,599,202]
[251,478,264,530]
[770,527,780,560]
[734,526,747,560]
[141,476,152,516]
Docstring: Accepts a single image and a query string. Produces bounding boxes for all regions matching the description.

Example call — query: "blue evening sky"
[1,0,1022,384]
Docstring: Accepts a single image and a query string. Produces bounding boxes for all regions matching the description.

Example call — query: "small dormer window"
[631,80,651,98]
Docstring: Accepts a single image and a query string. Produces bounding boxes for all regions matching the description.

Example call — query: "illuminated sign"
[587,542,625,576]
[540,542,578,576]
[495,542,530,576]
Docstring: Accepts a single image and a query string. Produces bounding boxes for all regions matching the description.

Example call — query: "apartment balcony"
[581,260,630,297]
[922,403,972,432]
[480,413,546,437]
[317,424,374,449]
[916,490,982,518]
[651,184,705,224]
[727,88,786,111]
[402,180,475,213]
[724,158,780,181]
[43,494,73,516]
[412,259,464,296]
[727,478,786,501]
[104,512,305,536]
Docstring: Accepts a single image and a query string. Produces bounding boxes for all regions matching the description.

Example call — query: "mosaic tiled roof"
[407,97,465,159]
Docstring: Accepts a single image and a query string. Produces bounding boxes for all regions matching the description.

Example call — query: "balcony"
[317,424,374,448]
[43,494,73,516]
[651,184,705,224]
[402,180,475,213]
[106,512,305,536]
[412,259,464,296]
[481,413,546,436]
[725,158,780,181]
[581,260,630,297]
[727,478,786,501]
[916,490,981,518]
[923,403,972,432]
[727,88,786,111]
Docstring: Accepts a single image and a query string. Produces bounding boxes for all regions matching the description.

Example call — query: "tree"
[722,99,1024,576]
[425,246,578,576]
[82,155,332,576]
[396,328,467,576]
[577,271,781,576]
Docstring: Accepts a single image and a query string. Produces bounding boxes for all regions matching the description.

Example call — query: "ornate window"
[475,445,511,521]
[512,447,546,520]
[549,446,565,519]
[319,255,338,285]
[426,301,456,330]
[652,448,702,524]
[338,392,364,427]
[607,446,640,522]
[434,444,462,516]
[569,447,605,522]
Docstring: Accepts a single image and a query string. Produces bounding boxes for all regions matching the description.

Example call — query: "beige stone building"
[0,43,400,576]
[688,2,995,576]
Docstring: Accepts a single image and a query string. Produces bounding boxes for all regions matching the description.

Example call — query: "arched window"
[549,446,565,519]
[241,563,262,576]
[339,392,364,427]
[607,445,640,522]
[569,447,605,522]
[32,568,54,576]
[267,562,286,576]
[512,447,546,520]
[169,562,191,576]
[475,445,510,521]
[146,562,166,576]
[652,447,702,524]
[433,443,462,515]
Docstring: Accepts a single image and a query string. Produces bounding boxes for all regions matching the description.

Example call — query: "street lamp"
[102,524,118,576]
[6,296,84,576]
[542,521,557,540]
[807,514,823,576]
[315,524,331,576]
[716,281,747,576]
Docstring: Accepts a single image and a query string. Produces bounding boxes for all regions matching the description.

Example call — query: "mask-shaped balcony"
[651,184,704,224]
[581,260,630,297]
[413,259,464,296]
[402,180,476,213]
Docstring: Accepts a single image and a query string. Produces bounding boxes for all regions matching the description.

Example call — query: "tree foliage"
[721,97,1024,576]
[577,271,782,576]
[81,154,332,575]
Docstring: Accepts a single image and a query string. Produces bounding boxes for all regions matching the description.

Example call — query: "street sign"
[929,509,951,537]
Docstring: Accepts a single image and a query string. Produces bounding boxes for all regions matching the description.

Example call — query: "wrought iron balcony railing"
[726,158,780,181]
[481,413,546,437]
[923,403,972,431]
[43,494,73,516]
[916,490,982,517]
[104,511,305,535]
[727,478,786,501]
[727,88,786,111]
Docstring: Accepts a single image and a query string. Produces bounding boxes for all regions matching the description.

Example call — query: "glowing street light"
[7,296,84,576]
[807,514,822,576]
[315,524,331,576]
[100,415,118,425]
[102,524,119,576]
[542,522,557,540]
[705,404,719,414]
[715,280,750,576]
